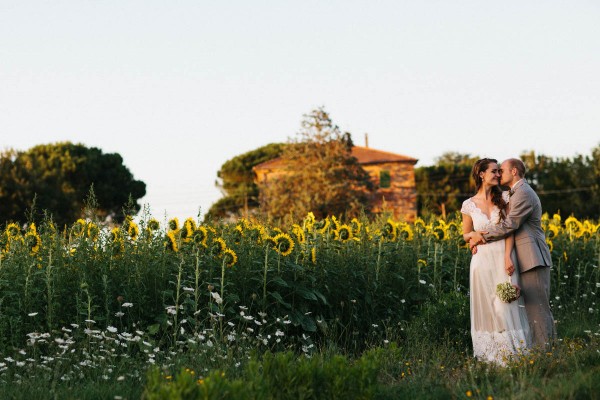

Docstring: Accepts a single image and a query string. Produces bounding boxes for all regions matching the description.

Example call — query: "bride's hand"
[505,256,515,276]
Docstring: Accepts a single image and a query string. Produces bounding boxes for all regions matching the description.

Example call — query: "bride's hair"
[471,158,507,220]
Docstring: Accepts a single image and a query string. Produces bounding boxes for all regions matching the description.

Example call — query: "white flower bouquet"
[496,280,520,303]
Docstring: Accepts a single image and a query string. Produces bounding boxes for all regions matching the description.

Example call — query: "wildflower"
[107,326,118,333]
[222,248,238,267]
[210,291,223,305]
[28,312,38,317]
[121,302,133,308]
[273,233,294,256]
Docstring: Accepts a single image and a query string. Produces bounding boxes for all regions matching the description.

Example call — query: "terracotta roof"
[253,146,417,171]
[351,146,418,165]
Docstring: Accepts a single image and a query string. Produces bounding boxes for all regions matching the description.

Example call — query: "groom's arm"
[482,191,533,241]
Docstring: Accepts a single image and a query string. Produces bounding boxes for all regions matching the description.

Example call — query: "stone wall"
[363,162,417,222]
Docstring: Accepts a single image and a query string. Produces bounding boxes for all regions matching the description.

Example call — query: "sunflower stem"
[263,245,269,304]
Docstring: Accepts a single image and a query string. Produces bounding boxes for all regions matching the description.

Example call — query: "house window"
[379,170,391,188]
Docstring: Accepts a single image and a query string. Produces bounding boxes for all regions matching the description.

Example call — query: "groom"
[470,158,556,348]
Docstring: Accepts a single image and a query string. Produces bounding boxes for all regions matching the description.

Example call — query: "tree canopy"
[259,108,374,220]
[205,143,284,221]
[415,146,600,220]
[0,142,146,226]
[415,152,479,219]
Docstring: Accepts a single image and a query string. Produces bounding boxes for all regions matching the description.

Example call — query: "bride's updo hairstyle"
[471,158,507,220]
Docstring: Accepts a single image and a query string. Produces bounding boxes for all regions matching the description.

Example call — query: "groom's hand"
[471,231,487,245]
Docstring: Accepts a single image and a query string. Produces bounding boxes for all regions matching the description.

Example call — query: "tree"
[415,152,479,218]
[260,108,374,220]
[0,142,146,226]
[205,143,284,221]
[521,145,600,219]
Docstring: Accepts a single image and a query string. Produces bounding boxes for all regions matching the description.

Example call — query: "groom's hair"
[506,158,526,178]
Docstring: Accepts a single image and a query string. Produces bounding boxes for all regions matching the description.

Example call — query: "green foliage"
[415,152,479,219]
[206,143,285,221]
[522,145,600,219]
[261,108,374,220]
[0,142,146,225]
[143,351,379,400]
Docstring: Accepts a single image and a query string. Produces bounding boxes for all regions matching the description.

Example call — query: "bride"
[461,158,531,364]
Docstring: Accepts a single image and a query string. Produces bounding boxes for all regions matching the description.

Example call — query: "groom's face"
[499,161,514,186]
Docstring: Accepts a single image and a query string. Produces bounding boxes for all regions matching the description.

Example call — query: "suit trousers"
[520,266,556,347]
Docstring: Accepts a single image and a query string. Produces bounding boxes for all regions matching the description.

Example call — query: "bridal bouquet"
[496,281,520,303]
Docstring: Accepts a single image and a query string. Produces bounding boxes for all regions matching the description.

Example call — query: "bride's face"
[480,163,500,187]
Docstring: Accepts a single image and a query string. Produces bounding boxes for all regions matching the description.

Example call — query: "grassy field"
[0,210,598,399]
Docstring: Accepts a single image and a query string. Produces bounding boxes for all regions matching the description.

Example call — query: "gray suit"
[483,180,555,347]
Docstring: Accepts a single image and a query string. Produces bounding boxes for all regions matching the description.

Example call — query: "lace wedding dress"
[461,192,531,365]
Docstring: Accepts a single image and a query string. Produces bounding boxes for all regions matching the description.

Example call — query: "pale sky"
[1,1,599,221]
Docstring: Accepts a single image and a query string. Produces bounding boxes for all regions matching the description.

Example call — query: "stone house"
[253,145,418,221]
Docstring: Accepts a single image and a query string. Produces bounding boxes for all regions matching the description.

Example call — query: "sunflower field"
[0,211,598,398]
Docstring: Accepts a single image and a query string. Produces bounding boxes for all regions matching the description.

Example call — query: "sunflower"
[292,224,306,244]
[147,218,160,232]
[314,218,330,234]
[181,218,197,242]
[70,219,86,238]
[304,212,316,230]
[5,223,21,238]
[311,247,317,265]
[127,221,140,241]
[168,218,180,232]
[350,218,362,236]
[165,230,179,252]
[545,224,559,239]
[335,224,353,242]
[382,219,398,241]
[273,233,294,256]
[222,248,238,267]
[210,237,227,257]
[109,227,122,242]
[330,215,341,231]
[399,224,414,241]
[564,216,583,238]
[232,224,244,244]
[414,218,427,234]
[24,231,42,254]
[110,227,124,254]
[87,223,100,241]
[192,226,209,247]
[546,238,554,252]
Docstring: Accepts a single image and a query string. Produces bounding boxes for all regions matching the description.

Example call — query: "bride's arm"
[462,214,475,242]
[504,233,516,276]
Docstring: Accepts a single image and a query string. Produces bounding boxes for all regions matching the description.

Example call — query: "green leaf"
[147,324,160,335]
[295,287,317,301]
[269,291,291,309]
[270,276,289,288]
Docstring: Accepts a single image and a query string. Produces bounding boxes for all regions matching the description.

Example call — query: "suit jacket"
[483,180,552,272]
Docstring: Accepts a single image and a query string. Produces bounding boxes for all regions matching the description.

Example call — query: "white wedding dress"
[461,192,531,365]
